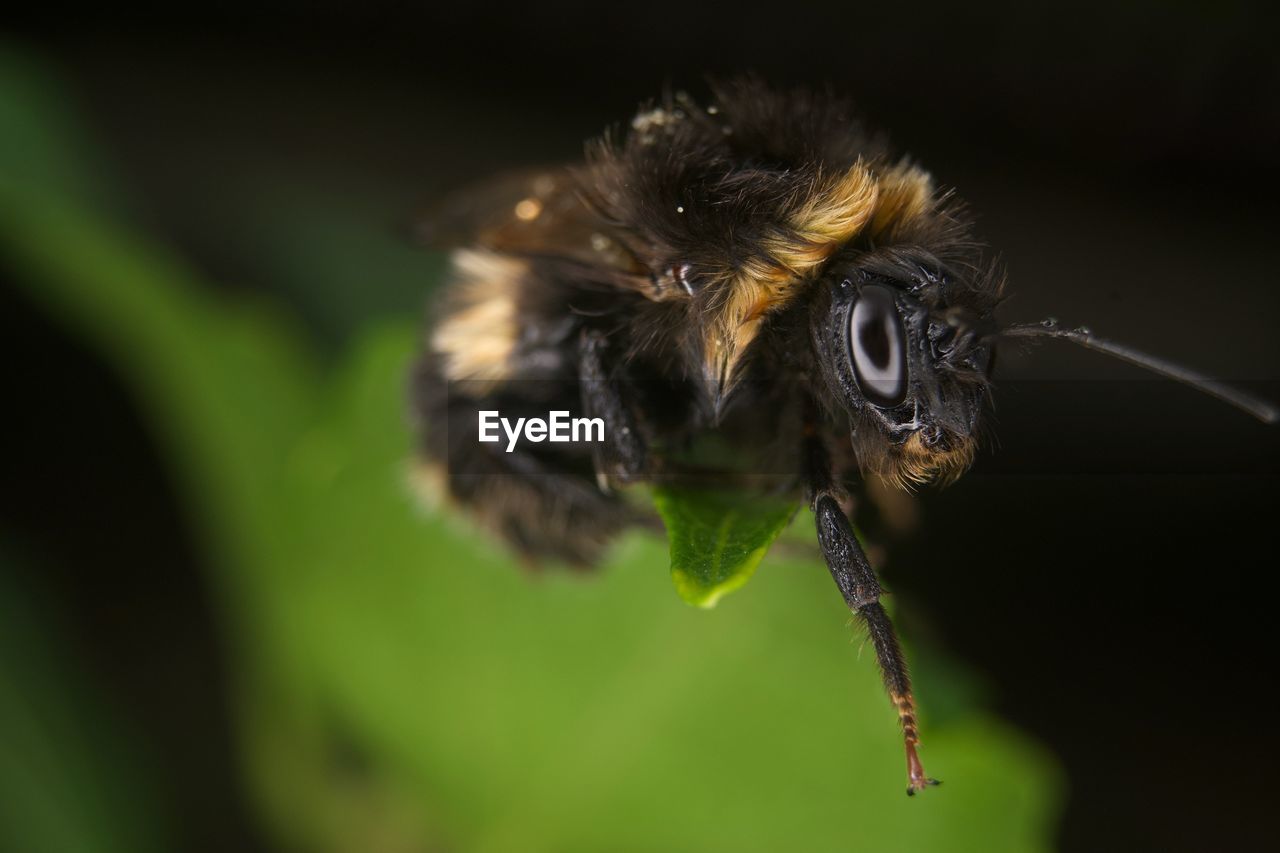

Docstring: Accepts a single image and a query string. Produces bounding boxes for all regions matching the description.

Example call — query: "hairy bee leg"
[813,493,939,795]
[410,353,632,566]
[435,423,630,565]
[579,329,648,489]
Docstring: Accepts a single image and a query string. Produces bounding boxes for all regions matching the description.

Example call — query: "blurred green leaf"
[0,556,167,853]
[1,44,1064,853]
[654,487,798,608]
[0,44,120,208]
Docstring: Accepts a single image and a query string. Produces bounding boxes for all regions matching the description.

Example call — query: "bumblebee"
[410,79,1275,794]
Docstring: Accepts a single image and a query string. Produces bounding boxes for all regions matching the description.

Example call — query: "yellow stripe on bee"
[432,249,524,388]
[701,161,941,395]
[702,163,881,392]
[869,164,935,241]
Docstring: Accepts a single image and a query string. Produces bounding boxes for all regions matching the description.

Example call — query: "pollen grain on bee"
[477,410,605,453]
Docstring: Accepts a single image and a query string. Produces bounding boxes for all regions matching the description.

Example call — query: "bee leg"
[813,493,939,795]
[410,352,632,567]
[579,329,648,489]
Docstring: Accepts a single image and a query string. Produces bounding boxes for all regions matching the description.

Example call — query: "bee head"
[812,248,1001,489]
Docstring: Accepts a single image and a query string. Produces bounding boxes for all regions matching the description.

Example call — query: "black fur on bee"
[408,77,1275,794]
[413,78,1004,509]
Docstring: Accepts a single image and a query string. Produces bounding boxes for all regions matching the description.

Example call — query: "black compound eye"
[848,284,908,407]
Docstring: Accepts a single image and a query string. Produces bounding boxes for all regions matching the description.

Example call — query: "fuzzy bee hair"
[579,80,1000,396]
[417,78,998,537]
[413,78,1003,563]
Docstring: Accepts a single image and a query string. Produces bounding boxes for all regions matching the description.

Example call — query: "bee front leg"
[805,420,937,795]
[813,495,938,795]
[579,329,649,490]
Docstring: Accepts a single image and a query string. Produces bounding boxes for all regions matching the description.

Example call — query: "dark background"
[5,3,1278,850]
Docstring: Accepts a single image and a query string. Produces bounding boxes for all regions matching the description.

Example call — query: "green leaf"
[654,487,799,608]
[0,554,167,853]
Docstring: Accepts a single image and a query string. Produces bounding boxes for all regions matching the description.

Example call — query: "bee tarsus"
[814,493,936,794]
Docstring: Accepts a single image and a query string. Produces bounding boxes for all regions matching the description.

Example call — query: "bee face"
[815,251,997,487]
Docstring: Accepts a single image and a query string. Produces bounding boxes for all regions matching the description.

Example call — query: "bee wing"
[413,168,646,275]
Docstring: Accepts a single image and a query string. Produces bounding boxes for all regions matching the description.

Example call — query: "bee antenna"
[1001,320,1278,425]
